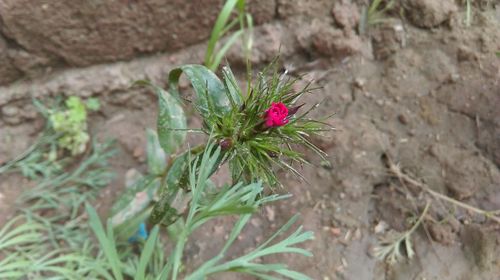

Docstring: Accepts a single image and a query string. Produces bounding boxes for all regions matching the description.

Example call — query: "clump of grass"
[0,140,116,279]
[205,0,253,70]
[0,95,118,279]
[359,0,395,35]
[0,132,62,179]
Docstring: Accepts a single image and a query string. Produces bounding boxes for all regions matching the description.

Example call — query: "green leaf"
[157,89,187,155]
[168,65,232,118]
[110,175,160,227]
[65,96,87,123]
[146,129,167,175]
[149,148,200,226]
[136,80,187,155]
[135,226,160,280]
[86,204,124,280]
[221,65,243,107]
[0,216,42,251]
[205,0,245,70]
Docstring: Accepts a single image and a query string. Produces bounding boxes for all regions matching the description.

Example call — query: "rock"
[0,0,275,83]
[277,0,332,19]
[331,1,359,30]
[457,46,478,62]
[20,104,39,119]
[264,206,275,222]
[428,223,455,245]
[397,114,408,125]
[1,105,19,117]
[373,220,389,234]
[0,35,22,85]
[371,19,406,60]
[226,23,296,66]
[404,0,457,28]
[312,25,363,57]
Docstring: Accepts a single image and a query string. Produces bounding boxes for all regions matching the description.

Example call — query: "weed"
[0,96,100,179]
[0,140,115,279]
[204,0,253,71]
[359,0,395,34]
[0,132,62,179]
[47,96,99,156]
[374,202,429,264]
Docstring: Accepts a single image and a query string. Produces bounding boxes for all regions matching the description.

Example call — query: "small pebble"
[330,227,342,237]
[265,206,275,222]
[353,78,366,89]
[2,105,19,117]
[374,220,388,234]
[397,114,408,125]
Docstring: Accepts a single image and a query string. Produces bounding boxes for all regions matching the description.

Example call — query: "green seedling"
[374,202,430,264]
[359,0,395,34]
[205,0,253,70]
[48,96,100,156]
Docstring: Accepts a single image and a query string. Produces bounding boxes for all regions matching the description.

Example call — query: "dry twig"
[389,163,500,224]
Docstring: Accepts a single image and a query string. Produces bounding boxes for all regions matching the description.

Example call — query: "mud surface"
[1,1,499,279]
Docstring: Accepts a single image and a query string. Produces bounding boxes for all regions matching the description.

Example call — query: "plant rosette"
[113,61,332,229]
[169,63,330,186]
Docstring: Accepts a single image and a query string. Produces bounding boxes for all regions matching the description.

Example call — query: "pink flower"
[264,102,289,127]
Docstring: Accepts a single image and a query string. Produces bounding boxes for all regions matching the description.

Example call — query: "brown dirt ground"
[1,1,499,280]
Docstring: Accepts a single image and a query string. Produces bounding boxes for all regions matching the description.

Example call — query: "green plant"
[204,0,253,70]
[0,96,100,179]
[88,142,314,280]
[1,1,328,278]
[129,61,330,230]
[0,132,116,279]
[359,0,395,34]
[374,202,429,264]
[47,96,99,155]
[0,131,62,179]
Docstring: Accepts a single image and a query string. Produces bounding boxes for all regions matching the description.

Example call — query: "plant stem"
[406,201,430,237]
[389,163,500,224]
[170,232,188,280]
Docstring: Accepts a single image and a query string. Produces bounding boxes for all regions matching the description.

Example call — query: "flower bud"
[219,138,233,150]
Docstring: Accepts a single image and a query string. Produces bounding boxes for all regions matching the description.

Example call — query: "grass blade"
[135,226,160,280]
[86,204,124,280]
